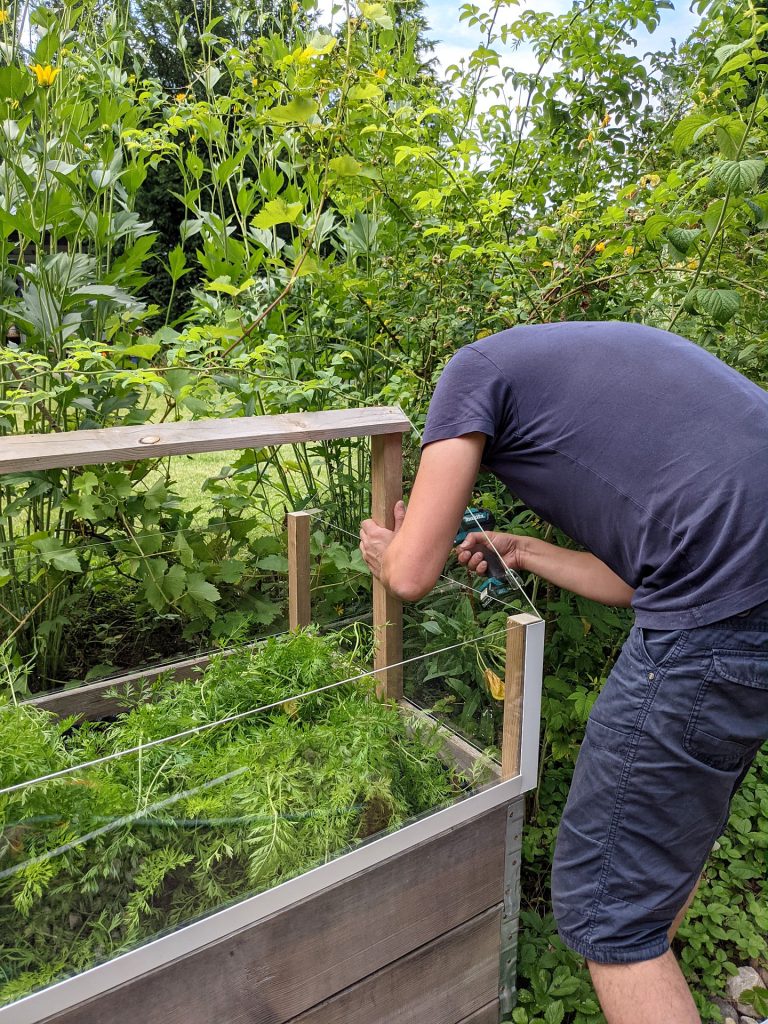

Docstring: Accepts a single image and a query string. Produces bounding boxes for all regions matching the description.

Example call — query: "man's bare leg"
[586,878,704,1024]
[588,951,700,1024]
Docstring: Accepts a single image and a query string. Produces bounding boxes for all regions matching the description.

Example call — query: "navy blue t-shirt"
[422,322,768,628]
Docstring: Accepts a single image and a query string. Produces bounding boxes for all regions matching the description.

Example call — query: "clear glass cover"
[0,501,526,1008]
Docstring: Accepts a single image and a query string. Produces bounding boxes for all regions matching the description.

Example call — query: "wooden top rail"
[0,407,412,474]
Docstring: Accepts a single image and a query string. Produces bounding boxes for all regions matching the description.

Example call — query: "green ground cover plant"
[0,629,476,1006]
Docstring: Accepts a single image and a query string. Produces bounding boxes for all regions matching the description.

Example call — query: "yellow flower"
[29,63,60,87]
[175,92,187,103]
[375,68,386,80]
[624,245,637,256]
[484,667,505,701]
[601,113,611,127]
[542,260,553,267]
[595,241,606,253]
[0,10,8,24]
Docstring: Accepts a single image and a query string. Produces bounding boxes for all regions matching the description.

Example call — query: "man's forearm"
[518,537,634,607]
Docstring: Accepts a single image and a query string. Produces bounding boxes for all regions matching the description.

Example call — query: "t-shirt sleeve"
[421,346,513,454]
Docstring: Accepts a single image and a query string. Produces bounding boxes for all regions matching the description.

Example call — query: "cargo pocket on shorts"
[684,649,768,772]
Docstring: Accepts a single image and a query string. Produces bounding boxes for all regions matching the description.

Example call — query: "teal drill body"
[454,508,516,608]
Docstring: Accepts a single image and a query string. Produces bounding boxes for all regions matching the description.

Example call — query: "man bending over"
[359,321,768,1024]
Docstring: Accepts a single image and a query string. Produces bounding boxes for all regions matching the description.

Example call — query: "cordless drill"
[454,508,517,608]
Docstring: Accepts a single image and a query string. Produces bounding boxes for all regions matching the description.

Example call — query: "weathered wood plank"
[399,698,501,781]
[458,1000,501,1024]
[502,614,539,780]
[25,650,214,719]
[0,407,411,474]
[290,905,502,1024]
[287,511,312,629]
[47,805,511,1024]
[371,432,403,700]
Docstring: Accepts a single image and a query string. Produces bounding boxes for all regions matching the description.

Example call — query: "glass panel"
[0,622,506,1007]
[403,557,531,751]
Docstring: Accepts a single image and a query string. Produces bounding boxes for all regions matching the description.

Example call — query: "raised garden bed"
[0,409,544,1024]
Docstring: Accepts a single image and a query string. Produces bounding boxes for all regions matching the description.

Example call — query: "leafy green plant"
[0,629,476,1005]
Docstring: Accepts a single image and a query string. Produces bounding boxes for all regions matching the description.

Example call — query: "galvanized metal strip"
[499,796,525,1019]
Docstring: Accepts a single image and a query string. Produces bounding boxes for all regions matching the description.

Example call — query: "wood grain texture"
[398,699,501,781]
[24,650,216,719]
[458,1000,501,1024]
[47,804,512,1024]
[371,432,403,700]
[502,614,539,780]
[287,511,312,629]
[0,407,411,474]
[289,906,502,1024]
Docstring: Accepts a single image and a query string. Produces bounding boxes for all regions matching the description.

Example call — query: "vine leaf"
[710,159,765,195]
[672,112,713,154]
[252,199,304,229]
[268,96,318,124]
[666,227,702,256]
[692,288,741,324]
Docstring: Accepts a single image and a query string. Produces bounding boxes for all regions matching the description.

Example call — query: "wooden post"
[287,511,312,630]
[371,433,403,700]
[501,613,540,780]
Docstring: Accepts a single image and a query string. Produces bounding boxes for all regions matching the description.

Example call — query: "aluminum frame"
[3,618,545,1024]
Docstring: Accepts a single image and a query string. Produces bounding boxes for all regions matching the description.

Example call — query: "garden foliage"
[0,629,472,1004]
[0,0,765,1017]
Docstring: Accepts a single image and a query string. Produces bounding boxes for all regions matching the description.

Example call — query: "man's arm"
[360,433,635,608]
[458,534,634,607]
[522,538,634,606]
[359,434,485,601]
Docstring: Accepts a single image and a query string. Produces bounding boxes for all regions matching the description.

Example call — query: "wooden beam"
[501,613,540,780]
[24,652,215,720]
[371,432,403,701]
[287,511,312,630]
[398,698,501,782]
[290,906,502,1024]
[0,407,411,474]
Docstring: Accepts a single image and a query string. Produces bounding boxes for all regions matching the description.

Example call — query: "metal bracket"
[499,797,524,1018]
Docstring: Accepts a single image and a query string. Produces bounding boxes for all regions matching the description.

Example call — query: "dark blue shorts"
[552,601,768,964]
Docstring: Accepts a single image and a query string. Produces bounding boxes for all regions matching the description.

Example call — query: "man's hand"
[460,531,634,607]
[359,500,406,579]
[456,531,527,577]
